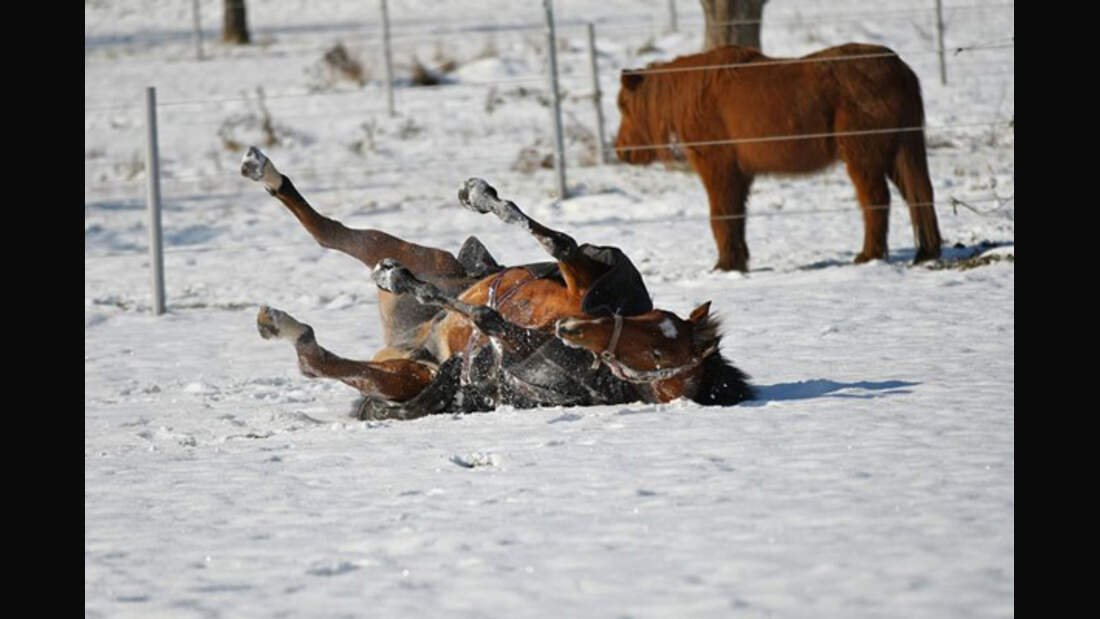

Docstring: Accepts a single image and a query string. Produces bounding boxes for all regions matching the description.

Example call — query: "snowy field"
[85,1,1014,616]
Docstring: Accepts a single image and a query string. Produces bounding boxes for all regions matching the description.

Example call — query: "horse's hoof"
[240,147,269,180]
[458,178,497,213]
[912,246,941,263]
[712,260,748,273]
[372,259,415,295]
[257,306,309,341]
[853,251,887,264]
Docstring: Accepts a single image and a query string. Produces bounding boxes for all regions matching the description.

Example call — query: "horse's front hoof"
[712,259,748,273]
[853,250,887,264]
[458,178,497,213]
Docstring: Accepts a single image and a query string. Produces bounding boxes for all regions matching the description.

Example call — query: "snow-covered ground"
[85,1,1014,616]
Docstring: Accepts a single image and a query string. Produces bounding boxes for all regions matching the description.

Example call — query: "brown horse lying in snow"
[240,147,753,420]
[615,42,943,272]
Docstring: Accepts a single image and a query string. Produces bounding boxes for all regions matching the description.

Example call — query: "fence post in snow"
[543,0,568,200]
[191,0,204,61]
[587,23,610,165]
[667,0,678,33]
[144,87,166,316]
[935,0,947,85]
[381,0,396,116]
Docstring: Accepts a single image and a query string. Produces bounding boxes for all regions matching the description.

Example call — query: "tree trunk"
[222,0,250,45]
[700,0,766,52]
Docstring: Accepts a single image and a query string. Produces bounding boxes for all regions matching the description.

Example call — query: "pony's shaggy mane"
[626,46,767,163]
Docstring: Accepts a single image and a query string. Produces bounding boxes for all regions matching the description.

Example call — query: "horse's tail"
[889,68,943,263]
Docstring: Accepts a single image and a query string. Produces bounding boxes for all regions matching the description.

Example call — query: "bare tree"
[700,0,767,51]
[223,0,250,45]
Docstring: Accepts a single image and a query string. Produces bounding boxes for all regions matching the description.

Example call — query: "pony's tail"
[891,131,943,263]
[890,67,943,263]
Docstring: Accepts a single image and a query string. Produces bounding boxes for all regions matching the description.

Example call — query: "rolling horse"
[240,147,753,420]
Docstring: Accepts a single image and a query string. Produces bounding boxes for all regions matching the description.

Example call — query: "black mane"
[691,352,754,406]
[690,314,754,406]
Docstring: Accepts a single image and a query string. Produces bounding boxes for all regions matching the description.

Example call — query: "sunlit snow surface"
[86,1,1013,616]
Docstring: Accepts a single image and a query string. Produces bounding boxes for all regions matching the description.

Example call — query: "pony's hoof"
[912,246,941,263]
[853,250,887,264]
[257,306,309,341]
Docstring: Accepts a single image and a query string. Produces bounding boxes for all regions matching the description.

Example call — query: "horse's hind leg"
[889,132,943,263]
[256,306,435,401]
[373,260,543,356]
[845,163,892,263]
[457,178,606,293]
[240,147,467,279]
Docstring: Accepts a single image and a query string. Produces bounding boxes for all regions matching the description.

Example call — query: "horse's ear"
[689,301,712,324]
[621,70,644,91]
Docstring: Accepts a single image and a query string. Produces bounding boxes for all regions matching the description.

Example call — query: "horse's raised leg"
[373,259,545,356]
[256,306,435,401]
[457,178,609,293]
[846,164,892,263]
[240,147,467,279]
[693,159,752,272]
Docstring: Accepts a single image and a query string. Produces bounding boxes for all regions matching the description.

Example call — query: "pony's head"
[554,302,754,405]
[614,70,660,165]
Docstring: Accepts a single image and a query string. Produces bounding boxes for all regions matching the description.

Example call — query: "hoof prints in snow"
[450,452,499,468]
[307,561,360,577]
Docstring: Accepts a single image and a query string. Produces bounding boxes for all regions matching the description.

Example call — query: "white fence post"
[144,87,166,316]
[935,0,947,85]
[191,0,204,61]
[380,0,396,116]
[587,23,610,165]
[543,0,568,200]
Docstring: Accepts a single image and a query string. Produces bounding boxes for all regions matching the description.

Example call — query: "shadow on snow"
[741,379,919,406]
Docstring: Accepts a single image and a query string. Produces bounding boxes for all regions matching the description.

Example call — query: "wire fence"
[85,1,1014,310]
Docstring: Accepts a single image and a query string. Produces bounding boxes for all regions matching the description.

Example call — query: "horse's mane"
[631,46,767,162]
[690,312,755,406]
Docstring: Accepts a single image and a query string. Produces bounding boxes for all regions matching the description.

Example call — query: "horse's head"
[614,70,659,165]
[555,302,754,405]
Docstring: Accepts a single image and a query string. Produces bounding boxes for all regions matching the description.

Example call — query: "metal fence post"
[587,23,610,165]
[935,0,947,85]
[191,0,204,61]
[543,0,568,200]
[144,87,166,315]
[667,0,678,33]
[380,0,396,116]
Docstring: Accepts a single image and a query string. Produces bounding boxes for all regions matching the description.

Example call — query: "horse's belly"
[737,139,835,175]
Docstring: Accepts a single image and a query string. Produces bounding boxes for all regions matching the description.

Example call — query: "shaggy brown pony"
[615,43,942,271]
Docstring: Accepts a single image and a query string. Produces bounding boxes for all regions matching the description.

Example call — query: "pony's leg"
[256,306,435,401]
[457,178,607,293]
[889,133,943,263]
[845,165,892,263]
[240,147,467,278]
[373,259,544,356]
[693,159,752,272]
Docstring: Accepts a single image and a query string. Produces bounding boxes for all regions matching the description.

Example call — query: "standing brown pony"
[615,43,942,271]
